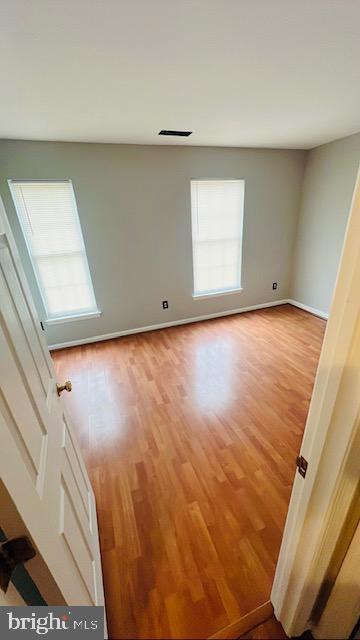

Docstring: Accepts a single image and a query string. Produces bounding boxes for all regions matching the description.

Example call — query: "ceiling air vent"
[158,130,192,137]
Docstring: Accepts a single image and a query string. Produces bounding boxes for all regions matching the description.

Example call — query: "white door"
[0,196,106,613]
[271,168,360,636]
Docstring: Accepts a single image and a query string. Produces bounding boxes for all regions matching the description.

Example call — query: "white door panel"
[0,232,53,389]
[0,199,105,618]
[0,325,46,481]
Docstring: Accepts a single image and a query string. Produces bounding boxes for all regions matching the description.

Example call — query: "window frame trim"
[8,179,100,323]
[45,310,102,325]
[190,178,245,298]
[192,287,243,300]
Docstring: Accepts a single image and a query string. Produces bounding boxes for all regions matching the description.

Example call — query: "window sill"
[192,288,243,300]
[45,310,102,326]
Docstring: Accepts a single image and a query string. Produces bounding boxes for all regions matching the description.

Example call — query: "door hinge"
[296,455,308,478]
[0,536,36,593]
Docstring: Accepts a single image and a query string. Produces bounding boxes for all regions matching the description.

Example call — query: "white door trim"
[271,166,360,636]
[313,516,360,639]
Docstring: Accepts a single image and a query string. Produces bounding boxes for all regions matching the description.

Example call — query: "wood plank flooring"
[52,304,325,639]
[240,615,287,639]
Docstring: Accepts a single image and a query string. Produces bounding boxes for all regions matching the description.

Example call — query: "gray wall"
[0,140,306,345]
[290,133,360,314]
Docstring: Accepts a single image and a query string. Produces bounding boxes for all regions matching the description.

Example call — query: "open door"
[0,196,106,619]
[272,168,360,636]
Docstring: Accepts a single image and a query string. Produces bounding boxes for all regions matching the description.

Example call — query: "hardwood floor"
[240,615,287,639]
[52,304,325,639]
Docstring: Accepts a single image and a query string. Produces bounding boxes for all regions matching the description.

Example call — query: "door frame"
[271,166,360,636]
[313,516,360,639]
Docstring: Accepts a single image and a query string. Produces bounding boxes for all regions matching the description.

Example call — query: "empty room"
[0,1,359,639]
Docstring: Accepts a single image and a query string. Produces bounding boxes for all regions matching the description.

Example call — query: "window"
[191,179,244,297]
[9,180,99,323]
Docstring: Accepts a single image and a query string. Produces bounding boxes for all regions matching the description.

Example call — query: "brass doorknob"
[56,380,72,396]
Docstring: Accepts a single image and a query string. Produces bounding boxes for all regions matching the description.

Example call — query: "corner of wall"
[287,132,360,317]
[287,149,310,300]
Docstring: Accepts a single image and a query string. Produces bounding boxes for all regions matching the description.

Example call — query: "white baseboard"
[49,299,289,350]
[287,298,329,320]
[49,298,328,351]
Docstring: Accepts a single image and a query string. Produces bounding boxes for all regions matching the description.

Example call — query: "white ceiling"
[1,0,360,149]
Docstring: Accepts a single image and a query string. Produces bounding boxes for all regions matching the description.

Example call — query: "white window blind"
[9,180,98,320]
[191,179,244,296]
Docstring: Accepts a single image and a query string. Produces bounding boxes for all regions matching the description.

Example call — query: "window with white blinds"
[191,179,244,296]
[9,180,99,321]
